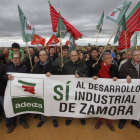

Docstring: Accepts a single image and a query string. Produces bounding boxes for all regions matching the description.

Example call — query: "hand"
[75,74,79,78]
[8,74,14,81]
[31,68,33,73]
[61,64,64,69]
[127,75,131,83]
[46,72,52,77]
[92,63,97,68]
[93,76,98,80]
[113,77,118,81]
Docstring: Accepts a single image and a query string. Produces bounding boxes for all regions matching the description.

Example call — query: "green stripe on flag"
[18,80,36,87]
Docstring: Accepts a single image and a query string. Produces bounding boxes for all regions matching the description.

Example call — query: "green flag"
[106,1,132,25]
[18,5,35,42]
[114,16,127,44]
[130,34,137,48]
[96,11,104,33]
[69,33,76,53]
[121,34,137,52]
[56,12,68,38]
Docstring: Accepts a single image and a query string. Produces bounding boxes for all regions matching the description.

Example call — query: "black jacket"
[85,57,101,77]
[49,53,58,62]
[62,60,89,77]
[92,63,118,78]
[0,63,7,96]
[32,60,59,74]
[119,60,140,79]
[3,63,29,81]
[22,54,35,71]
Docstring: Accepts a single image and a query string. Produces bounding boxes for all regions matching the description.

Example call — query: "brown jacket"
[119,60,140,79]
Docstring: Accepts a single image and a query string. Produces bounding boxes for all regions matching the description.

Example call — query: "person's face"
[3,48,9,54]
[57,48,60,53]
[71,51,79,62]
[98,47,104,53]
[13,48,19,52]
[86,54,90,59]
[62,49,68,56]
[12,54,21,65]
[50,48,55,55]
[103,55,112,65]
[46,48,48,52]
[91,50,98,59]
[106,45,111,51]
[29,48,34,56]
[34,56,39,64]
[79,53,84,60]
[78,50,81,54]
[132,51,140,63]
[128,51,131,60]
[122,54,126,60]
[37,47,42,52]
[116,54,121,61]
[39,51,48,63]
[88,48,91,51]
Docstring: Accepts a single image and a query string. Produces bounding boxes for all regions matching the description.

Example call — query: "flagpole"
[125,31,128,60]
[97,25,119,63]
[26,42,33,69]
[60,30,63,65]
[95,25,101,47]
[136,43,137,49]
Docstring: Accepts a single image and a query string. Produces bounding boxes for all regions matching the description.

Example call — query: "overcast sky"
[0,0,140,47]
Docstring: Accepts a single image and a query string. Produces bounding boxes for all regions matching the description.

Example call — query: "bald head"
[70,50,79,62]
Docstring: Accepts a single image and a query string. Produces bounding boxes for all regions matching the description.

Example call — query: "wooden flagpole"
[96,25,119,64]
[125,31,128,60]
[95,25,101,47]
[60,30,63,65]
[136,43,138,49]
[26,42,33,69]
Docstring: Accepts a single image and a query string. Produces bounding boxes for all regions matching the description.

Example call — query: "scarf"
[39,60,49,69]
[3,53,9,59]
[98,61,111,78]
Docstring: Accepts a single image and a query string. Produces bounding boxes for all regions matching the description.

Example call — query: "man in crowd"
[105,50,118,67]
[92,52,118,131]
[119,50,131,70]
[62,50,89,126]
[22,47,35,71]
[106,44,115,58]
[98,45,104,59]
[86,47,101,77]
[54,45,70,73]
[87,47,91,53]
[3,48,9,60]
[49,46,58,63]
[32,50,59,128]
[118,49,140,129]
[34,45,42,56]
[3,52,29,133]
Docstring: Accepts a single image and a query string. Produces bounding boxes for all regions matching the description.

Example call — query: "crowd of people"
[0,43,140,133]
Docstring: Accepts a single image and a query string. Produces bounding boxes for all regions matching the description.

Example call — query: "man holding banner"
[32,50,59,128]
[118,49,140,129]
[62,50,89,126]
[93,52,118,131]
[3,52,29,133]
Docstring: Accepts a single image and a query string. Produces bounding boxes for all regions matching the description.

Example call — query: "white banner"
[4,73,140,120]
